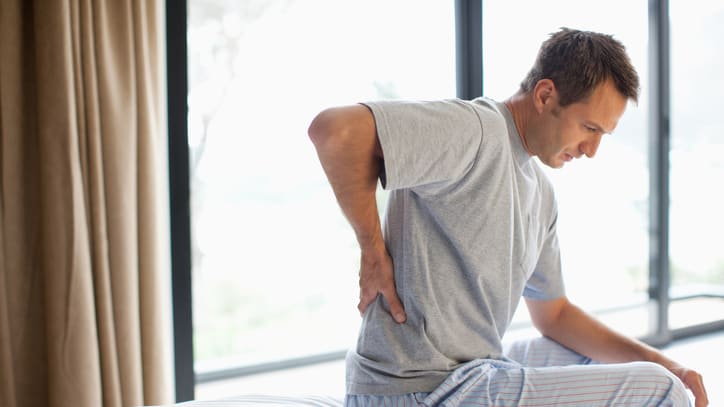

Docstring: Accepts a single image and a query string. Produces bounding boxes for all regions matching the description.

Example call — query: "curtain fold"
[0,0,172,406]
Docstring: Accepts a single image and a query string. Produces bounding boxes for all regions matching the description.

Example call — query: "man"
[308,28,708,406]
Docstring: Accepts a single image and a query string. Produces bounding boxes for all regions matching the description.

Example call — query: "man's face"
[531,80,628,169]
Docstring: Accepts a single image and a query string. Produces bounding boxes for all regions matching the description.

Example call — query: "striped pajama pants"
[345,336,691,406]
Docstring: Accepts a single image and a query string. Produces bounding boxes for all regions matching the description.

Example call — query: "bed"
[148,394,344,406]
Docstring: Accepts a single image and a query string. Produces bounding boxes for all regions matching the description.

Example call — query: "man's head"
[513,28,640,169]
[520,28,639,106]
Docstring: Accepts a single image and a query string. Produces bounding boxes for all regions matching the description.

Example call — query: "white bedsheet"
[147,394,344,406]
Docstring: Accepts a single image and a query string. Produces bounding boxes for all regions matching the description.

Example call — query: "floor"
[196,330,723,405]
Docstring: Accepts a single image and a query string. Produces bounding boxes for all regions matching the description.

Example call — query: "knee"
[627,362,690,406]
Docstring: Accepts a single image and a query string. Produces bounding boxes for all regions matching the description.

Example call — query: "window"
[170,1,724,399]
[187,0,455,380]
[669,0,724,329]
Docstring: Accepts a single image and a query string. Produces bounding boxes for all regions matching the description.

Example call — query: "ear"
[532,79,558,113]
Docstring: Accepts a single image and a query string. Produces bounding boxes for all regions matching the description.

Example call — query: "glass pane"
[187,0,455,374]
[483,1,651,337]
[669,0,724,329]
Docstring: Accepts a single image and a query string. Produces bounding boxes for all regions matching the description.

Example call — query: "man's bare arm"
[526,296,708,406]
[308,104,406,323]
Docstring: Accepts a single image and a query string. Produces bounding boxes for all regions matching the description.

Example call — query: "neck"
[504,92,534,156]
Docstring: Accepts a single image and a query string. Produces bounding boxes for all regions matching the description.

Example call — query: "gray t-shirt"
[345,97,565,395]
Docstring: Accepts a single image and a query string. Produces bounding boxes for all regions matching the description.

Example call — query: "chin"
[540,156,565,169]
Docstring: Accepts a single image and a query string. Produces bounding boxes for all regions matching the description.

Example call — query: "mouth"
[563,153,574,162]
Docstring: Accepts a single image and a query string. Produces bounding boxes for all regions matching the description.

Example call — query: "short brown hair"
[520,28,640,106]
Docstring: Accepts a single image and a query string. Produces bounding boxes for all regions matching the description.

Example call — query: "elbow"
[308,108,341,150]
[308,104,380,158]
[527,296,570,338]
[532,318,556,339]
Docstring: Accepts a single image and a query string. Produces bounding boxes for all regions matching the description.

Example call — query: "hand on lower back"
[357,248,406,323]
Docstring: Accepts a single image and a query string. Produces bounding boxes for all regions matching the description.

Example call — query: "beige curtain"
[0,0,173,406]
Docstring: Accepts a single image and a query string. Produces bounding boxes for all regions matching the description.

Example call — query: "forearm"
[528,297,674,367]
[308,105,385,251]
[528,297,708,405]
[309,105,406,322]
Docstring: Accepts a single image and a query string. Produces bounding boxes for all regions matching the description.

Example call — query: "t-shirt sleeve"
[362,99,483,190]
[523,206,566,300]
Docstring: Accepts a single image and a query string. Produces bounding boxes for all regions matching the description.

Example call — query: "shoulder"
[463,98,516,159]
[362,98,483,124]
[469,97,510,132]
[363,98,487,151]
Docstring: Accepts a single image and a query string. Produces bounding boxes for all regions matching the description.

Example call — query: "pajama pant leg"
[503,336,595,367]
[421,337,691,406]
[346,337,691,407]
[345,393,429,407]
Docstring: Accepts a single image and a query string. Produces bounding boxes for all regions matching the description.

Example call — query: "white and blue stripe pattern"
[346,337,690,406]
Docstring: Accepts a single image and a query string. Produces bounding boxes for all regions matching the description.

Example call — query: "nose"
[580,133,603,158]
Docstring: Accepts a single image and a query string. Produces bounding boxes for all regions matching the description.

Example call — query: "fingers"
[695,396,708,407]
[675,368,708,407]
[357,287,377,315]
[357,248,406,323]
[357,289,407,323]
[382,285,407,323]
[357,274,406,323]
[686,372,708,407]
[694,390,708,407]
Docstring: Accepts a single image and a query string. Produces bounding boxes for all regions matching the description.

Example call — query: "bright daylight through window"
[187,0,455,376]
[185,0,724,386]
[669,0,724,328]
